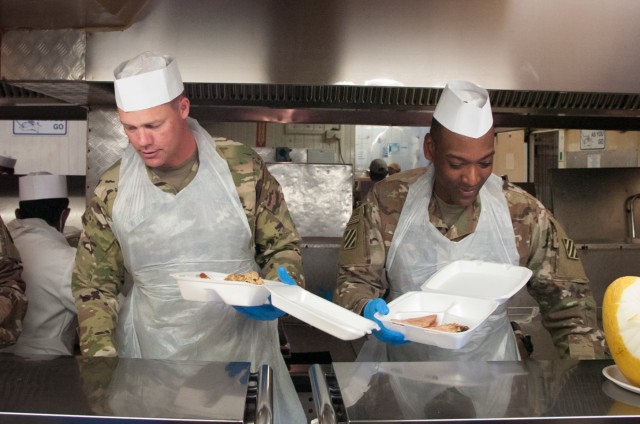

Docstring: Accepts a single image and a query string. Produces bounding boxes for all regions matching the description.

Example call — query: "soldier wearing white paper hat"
[334,80,605,363]
[1,172,78,356]
[72,52,305,423]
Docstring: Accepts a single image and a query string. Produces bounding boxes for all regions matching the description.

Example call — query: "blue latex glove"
[233,266,297,320]
[363,298,409,345]
[234,302,285,320]
[277,266,298,286]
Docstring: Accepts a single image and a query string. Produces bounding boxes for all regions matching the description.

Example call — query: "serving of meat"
[392,314,469,333]
[223,271,264,285]
[391,313,438,328]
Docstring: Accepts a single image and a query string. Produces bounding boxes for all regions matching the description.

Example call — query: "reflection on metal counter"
[309,360,640,423]
[0,353,272,423]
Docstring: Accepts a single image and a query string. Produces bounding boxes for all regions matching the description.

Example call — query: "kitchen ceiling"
[2,0,640,129]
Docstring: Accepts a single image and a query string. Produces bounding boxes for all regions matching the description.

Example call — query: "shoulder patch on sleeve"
[347,206,363,226]
[343,228,357,250]
[549,216,588,281]
[562,238,579,260]
[340,205,367,261]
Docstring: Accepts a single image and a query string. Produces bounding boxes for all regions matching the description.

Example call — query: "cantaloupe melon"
[602,276,640,387]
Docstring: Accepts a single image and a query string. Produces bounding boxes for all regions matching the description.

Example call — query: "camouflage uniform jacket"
[72,138,304,357]
[334,166,606,359]
[0,216,28,347]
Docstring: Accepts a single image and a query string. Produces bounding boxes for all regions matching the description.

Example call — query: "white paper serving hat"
[113,52,184,112]
[0,155,16,169]
[19,172,67,201]
[433,80,493,138]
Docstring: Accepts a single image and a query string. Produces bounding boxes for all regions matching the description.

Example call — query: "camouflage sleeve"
[0,217,28,347]
[72,169,124,357]
[218,141,304,285]
[333,195,390,315]
[524,208,606,359]
[253,164,305,285]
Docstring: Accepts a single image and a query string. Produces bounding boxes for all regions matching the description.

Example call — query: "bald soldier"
[72,52,306,423]
[0,215,28,347]
[334,80,605,362]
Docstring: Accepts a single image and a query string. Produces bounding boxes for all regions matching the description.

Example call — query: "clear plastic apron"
[111,118,305,423]
[359,165,521,362]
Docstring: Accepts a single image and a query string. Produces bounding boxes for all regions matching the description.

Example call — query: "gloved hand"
[234,302,285,320]
[363,298,409,345]
[233,266,297,320]
[277,265,298,286]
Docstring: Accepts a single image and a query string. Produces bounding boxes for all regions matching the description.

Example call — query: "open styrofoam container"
[171,271,273,307]
[267,284,379,341]
[379,291,498,349]
[379,260,532,349]
[172,271,380,340]
[420,260,532,304]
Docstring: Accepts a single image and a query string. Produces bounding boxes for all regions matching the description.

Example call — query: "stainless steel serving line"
[0,353,273,423]
[309,360,640,423]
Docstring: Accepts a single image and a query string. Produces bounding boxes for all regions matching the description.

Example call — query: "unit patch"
[346,213,360,226]
[343,228,357,250]
[562,238,579,260]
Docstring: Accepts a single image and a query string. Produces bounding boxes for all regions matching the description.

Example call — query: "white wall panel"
[0,120,87,175]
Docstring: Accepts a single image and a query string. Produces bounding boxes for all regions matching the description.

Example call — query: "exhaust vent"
[184,83,640,115]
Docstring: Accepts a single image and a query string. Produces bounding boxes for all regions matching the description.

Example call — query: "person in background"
[0,155,16,175]
[71,52,306,423]
[334,80,605,362]
[369,158,388,182]
[2,173,77,355]
[387,162,401,176]
[0,215,28,347]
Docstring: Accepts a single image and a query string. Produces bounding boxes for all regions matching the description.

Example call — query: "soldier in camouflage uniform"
[0,215,28,347]
[334,81,605,361]
[71,52,306,424]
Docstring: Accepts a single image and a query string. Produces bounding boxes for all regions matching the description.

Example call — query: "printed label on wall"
[580,130,605,150]
[13,120,67,135]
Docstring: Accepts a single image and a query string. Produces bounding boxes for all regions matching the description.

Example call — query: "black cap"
[369,159,388,181]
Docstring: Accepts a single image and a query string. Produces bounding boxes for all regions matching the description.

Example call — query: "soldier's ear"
[424,133,435,161]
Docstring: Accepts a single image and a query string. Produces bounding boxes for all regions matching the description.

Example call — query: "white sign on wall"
[580,130,605,150]
[13,120,67,135]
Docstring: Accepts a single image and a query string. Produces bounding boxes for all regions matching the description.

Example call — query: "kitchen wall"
[5,117,640,186]
[563,129,640,168]
[0,120,86,175]
[494,130,527,183]
[201,121,356,166]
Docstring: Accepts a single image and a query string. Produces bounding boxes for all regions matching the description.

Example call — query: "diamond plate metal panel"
[86,106,127,202]
[1,29,86,80]
[267,163,352,238]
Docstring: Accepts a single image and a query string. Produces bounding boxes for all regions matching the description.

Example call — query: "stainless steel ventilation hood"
[2,0,640,129]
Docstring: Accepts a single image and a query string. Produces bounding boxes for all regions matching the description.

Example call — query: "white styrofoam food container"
[420,260,532,304]
[172,271,379,340]
[171,271,272,307]
[267,284,379,341]
[380,260,532,348]
[379,292,498,349]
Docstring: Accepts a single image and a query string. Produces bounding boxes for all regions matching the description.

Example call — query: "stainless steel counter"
[0,353,274,423]
[310,359,640,423]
